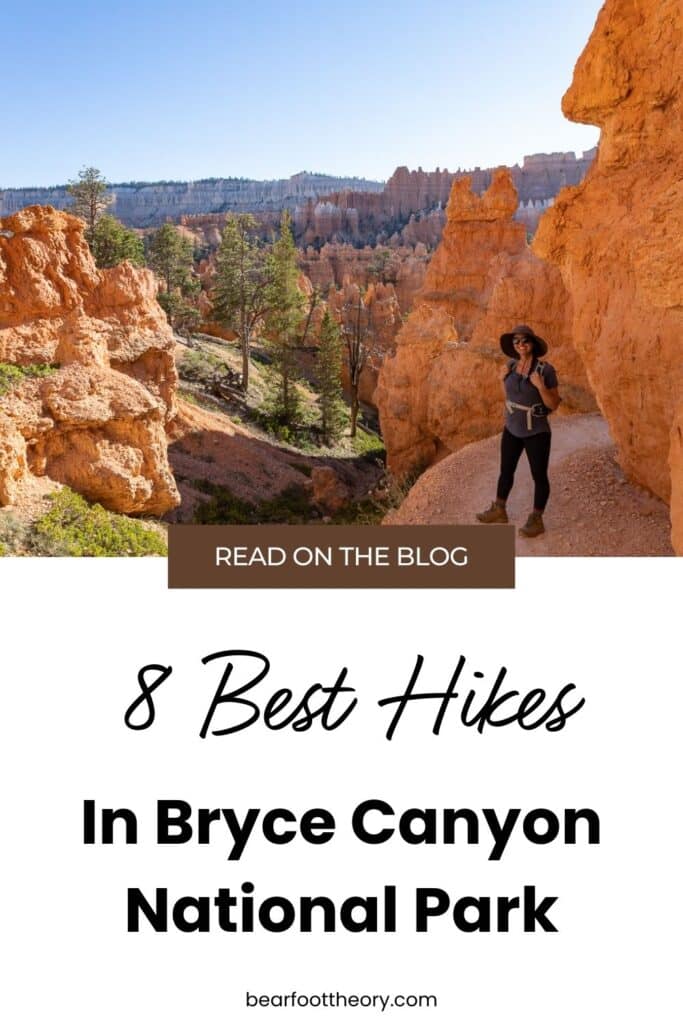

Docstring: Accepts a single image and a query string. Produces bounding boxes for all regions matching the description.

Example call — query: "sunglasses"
[513,337,531,345]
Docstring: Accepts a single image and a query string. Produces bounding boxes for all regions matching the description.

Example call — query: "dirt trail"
[386,413,674,556]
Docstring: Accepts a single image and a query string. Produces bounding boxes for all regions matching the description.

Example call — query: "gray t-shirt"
[503,359,558,437]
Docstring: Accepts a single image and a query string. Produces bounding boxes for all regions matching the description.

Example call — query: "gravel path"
[386,414,674,556]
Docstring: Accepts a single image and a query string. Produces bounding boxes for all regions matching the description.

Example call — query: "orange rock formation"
[533,0,683,552]
[376,170,594,476]
[0,206,179,513]
[671,406,683,554]
[300,243,429,315]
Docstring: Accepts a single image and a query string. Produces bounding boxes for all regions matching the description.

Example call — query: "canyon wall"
[0,173,384,229]
[0,206,179,513]
[533,0,683,551]
[376,170,595,477]
[672,405,683,555]
[1,154,593,240]
[295,151,595,246]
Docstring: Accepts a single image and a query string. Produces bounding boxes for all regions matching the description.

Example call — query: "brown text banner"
[168,525,514,589]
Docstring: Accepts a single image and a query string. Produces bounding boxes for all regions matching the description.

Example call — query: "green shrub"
[352,426,386,458]
[194,482,311,525]
[0,363,57,396]
[0,511,29,555]
[177,348,224,387]
[31,489,167,557]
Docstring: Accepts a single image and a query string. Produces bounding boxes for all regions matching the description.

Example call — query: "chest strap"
[505,400,547,431]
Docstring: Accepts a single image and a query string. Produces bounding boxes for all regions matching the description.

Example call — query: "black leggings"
[496,428,552,511]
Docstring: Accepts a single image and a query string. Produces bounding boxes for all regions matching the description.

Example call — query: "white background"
[1,558,681,1022]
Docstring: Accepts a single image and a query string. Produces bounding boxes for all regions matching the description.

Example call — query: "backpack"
[506,358,545,380]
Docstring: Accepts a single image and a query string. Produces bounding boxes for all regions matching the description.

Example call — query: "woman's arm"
[530,369,561,410]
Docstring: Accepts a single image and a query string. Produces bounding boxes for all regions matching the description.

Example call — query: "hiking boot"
[476,502,508,524]
[519,512,545,538]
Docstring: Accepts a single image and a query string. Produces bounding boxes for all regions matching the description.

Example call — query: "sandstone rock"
[309,466,351,514]
[299,243,429,315]
[0,206,179,514]
[669,404,683,555]
[376,171,594,477]
[375,305,457,474]
[292,154,593,249]
[534,0,683,543]
[0,412,27,506]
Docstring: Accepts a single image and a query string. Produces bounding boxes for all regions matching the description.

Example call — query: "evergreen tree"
[317,309,346,444]
[213,214,269,393]
[147,222,195,294]
[157,291,202,334]
[147,223,198,331]
[91,214,144,268]
[263,211,305,427]
[67,166,112,244]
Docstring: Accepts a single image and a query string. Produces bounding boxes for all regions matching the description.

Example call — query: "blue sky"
[3,1,603,187]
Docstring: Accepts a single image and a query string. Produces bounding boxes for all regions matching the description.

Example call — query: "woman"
[477,324,561,537]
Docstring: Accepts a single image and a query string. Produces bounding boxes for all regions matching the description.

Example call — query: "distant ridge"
[0,152,596,236]
[0,172,384,228]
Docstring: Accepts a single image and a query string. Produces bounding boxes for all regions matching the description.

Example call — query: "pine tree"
[67,167,112,245]
[213,214,269,393]
[91,214,144,269]
[263,211,305,427]
[147,223,194,294]
[318,309,346,444]
[147,223,198,331]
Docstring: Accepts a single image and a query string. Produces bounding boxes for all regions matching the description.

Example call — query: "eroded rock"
[376,170,594,477]
[309,466,351,514]
[533,0,683,550]
[0,205,179,514]
[670,404,683,555]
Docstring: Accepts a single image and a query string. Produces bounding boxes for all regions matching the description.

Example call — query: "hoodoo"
[375,170,593,478]
[534,0,683,552]
[0,206,179,514]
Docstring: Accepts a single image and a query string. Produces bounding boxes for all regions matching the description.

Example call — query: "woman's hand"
[531,370,561,411]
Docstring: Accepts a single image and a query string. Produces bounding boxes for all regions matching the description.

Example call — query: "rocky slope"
[533,0,683,553]
[167,394,382,522]
[375,170,595,477]
[0,206,179,513]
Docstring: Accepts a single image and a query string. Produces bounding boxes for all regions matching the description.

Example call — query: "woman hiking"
[477,324,561,537]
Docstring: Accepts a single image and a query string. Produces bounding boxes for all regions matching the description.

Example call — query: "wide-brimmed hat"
[500,324,548,359]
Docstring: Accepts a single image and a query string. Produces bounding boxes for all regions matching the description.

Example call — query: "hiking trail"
[386,413,673,556]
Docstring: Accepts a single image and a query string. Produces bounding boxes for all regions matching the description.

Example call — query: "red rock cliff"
[534,0,683,551]
[0,206,179,513]
[376,171,594,477]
